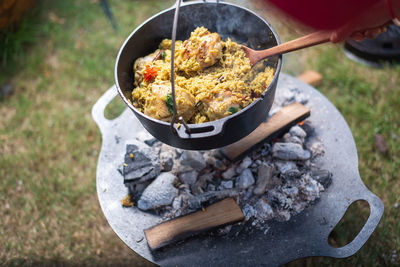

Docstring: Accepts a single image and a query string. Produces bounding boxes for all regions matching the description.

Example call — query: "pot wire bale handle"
[182,0,220,4]
[170,0,220,135]
[170,0,191,135]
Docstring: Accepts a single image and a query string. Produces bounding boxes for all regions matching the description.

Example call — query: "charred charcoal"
[289,125,307,139]
[180,150,207,171]
[253,163,274,195]
[254,198,274,220]
[236,169,255,189]
[274,160,301,179]
[272,143,311,161]
[122,142,160,184]
[179,170,198,185]
[222,165,237,179]
[188,189,238,210]
[311,169,332,188]
[282,133,303,145]
[137,172,178,211]
[235,156,253,174]
[306,139,325,158]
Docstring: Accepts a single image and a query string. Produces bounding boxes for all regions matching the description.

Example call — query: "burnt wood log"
[221,102,310,161]
[144,198,244,250]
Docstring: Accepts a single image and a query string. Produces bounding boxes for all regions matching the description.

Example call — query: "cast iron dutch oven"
[115,0,282,150]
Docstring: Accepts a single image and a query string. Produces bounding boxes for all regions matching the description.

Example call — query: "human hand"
[348,25,389,41]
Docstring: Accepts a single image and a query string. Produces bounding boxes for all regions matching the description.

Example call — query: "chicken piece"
[182,28,223,70]
[196,32,222,69]
[202,91,242,120]
[144,81,195,122]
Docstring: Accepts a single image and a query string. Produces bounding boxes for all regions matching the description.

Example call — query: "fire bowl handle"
[91,85,119,135]
[323,190,384,258]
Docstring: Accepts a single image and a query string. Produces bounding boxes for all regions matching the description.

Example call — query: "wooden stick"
[144,198,244,250]
[220,102,310,161]
[297,70,323,86]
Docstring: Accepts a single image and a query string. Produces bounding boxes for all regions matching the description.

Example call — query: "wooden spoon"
[242,31,332,66]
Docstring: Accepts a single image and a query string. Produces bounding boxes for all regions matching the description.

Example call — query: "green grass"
[0,0,399,266]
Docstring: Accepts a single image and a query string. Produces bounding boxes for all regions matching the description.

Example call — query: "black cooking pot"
[115,1,282,150]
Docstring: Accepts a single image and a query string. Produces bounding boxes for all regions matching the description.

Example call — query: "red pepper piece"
[144,65,158,82]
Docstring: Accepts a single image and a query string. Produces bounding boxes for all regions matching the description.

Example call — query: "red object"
[386,0,397,19]
[386,0,400,25]
[264,0,380,30]
[144,65,157,82]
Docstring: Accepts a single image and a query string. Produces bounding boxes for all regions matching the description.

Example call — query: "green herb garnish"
[161,51,166,59]
[228,106,239,114]
[166,93,174,114]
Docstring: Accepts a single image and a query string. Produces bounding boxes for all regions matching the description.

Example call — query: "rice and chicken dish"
[132,27,275,124]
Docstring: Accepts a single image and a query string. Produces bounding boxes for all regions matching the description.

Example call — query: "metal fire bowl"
[92,74,384,266]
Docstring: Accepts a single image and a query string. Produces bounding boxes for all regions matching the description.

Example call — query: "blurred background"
[0,0,399,266]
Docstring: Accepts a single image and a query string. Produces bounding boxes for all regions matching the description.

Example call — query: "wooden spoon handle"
[250,31,332,64]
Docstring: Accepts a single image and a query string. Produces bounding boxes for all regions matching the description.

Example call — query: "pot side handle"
[323,190,384,258]
[91,85,119,135]
[174,120,225,139]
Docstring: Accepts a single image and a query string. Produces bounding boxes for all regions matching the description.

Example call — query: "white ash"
[283,133,302,145]
[121,90,332,233]
[222,164,237,179]
[254,198,274,220]
[272,143,311,161]
[306,138,325,159]
[179,170,198,185]
[180,150,207,171]
[159,144,176,172]
[137,172,178,211]
[221,180,234,189]
[289,126,307,139]
[274,160,300,178]
[269,87,309,116]
[236,156,252,174]
[253,163,273,195]
[243,203,257,221]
